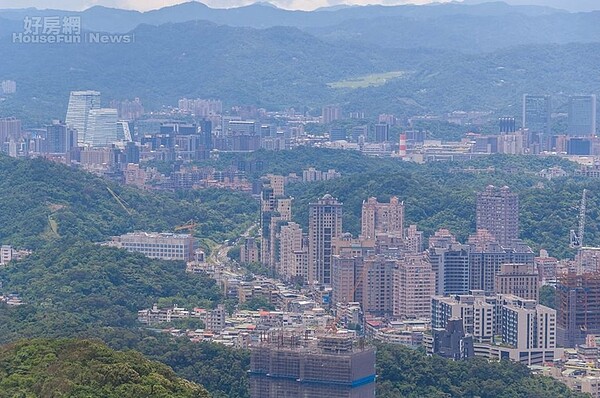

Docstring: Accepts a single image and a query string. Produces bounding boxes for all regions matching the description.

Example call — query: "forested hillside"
[0,338,210,398]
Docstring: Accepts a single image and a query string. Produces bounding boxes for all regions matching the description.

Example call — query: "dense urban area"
[3,1,600,397]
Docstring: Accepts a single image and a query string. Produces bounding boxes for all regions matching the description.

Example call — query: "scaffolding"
[249,332,375,398]
[558,271,600,347]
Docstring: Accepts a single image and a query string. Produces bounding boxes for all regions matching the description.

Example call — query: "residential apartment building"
[495,263,539,302]
[476,185,519,246]
[361,196,404,239]
[308,194,343,286]
[394,254,435,320]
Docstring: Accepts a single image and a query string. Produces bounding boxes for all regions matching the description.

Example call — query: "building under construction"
[557,271,600,347]
[249,333,376,398]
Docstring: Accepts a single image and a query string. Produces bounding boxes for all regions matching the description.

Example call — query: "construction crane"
[570,189,587,249]
[175,220,198,234]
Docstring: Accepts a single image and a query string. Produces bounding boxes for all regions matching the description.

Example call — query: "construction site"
[558,189,600,347]
[249,332,376,398]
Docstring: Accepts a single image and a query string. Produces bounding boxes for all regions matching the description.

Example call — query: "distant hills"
[0,1,568,33]
[2,1,600,124]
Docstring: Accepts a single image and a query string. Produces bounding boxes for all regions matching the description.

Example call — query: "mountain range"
[2,1,600,125]
[0,1,567,33]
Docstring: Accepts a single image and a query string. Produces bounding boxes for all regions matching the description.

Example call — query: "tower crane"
[570,189,587,249]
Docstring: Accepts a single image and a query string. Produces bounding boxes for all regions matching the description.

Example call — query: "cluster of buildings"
[3,91,600,179]
[244,181,575,366]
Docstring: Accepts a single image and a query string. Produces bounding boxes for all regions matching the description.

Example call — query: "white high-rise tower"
[65,90,101,145]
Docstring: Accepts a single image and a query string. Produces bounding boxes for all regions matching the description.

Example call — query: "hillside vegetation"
[0,155,258,249]
[0,338,209,398]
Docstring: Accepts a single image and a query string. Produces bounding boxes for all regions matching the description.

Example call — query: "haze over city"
[3,0,600,397]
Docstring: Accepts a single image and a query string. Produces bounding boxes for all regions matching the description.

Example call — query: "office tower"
[308,194,343,286]
[568,95,597,136]
[522,94,551,150]
[427,229,471,295]
[476,185,519,246]
[495,263,539,302]
[322,105,341,124]
[468,230,534,294]
[499,117,516,133]
[361,196,404,239]
[374,123,390,142]
[116,121,133,142]
[394,254,435,319]
[250,334,376,398]
[329,127,346,142]
[65,90,101,145]
[86,108,118,147]
[125,142,140,164]
[201,119,213,151]
[567,137,592,155]
[557,271,600,347]
[45,121,77,154]
[0,117,21,143]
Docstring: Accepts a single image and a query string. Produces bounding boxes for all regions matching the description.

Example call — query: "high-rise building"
[45,120,77,154]
[394,254,435,319]
[201,119,213,151]
[374,123,390,142]
[308,194,343,286]
[0,117,21,143]
[322,105,342,124]
[65,90,101,145]
[476,185,519,246]
[240,237,260,265]
[361,196,404,239]
[495,263,539,302]
[499,117,517,133]
[86,108,119,147]
[427,229,471,296]
[523,94,551,150]
[432,292,496,343]
[278,222,307,282]
[249,334,375,398]
[568,95,597,136]
[557,271,600,347]
[468,230,534,294]
[260,175,292,272]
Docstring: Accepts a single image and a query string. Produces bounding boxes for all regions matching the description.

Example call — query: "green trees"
[0,338,210,398]
[0,155,258,249]
[0,242,222,343]
[375,343,588,398]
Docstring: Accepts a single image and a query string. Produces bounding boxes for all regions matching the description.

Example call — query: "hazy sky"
[0,0,450,11]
